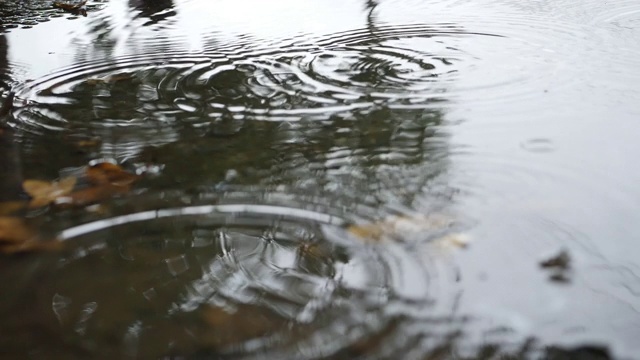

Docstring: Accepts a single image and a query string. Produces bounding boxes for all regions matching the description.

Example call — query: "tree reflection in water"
[0,1,619,358]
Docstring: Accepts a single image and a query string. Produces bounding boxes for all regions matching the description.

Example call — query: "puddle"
[1,0,640,358]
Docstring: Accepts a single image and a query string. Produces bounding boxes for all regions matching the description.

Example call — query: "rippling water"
[1,0,640,358]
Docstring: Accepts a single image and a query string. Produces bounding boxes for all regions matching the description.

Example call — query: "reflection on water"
[1,0,640,358]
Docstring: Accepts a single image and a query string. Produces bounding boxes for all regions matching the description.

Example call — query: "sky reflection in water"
[1,0,640,358]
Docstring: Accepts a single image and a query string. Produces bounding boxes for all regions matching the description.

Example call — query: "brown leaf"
[52,0,86,11]
[0,239,62,254]
[58,184,130,207]
[540,250,571,270]
[52,163,139,207]
[76,139,101,148]
[201,304,289,347]
[0,217,62,254]
[23,177,77,208]
[0,201,28,216]
[297,242,331,259]
[85,73,135,86]
[0,217,35,244]
[52,1,87,17]
[86,162,139,187]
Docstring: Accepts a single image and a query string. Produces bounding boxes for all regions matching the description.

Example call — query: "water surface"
[1,0,640,358]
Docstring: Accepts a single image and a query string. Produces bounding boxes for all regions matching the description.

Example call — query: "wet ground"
[1,0,640,359]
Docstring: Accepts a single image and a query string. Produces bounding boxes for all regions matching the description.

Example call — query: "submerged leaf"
[0,217,34,244]
[1,240,62,254]
[0,217,61,254]
[86,162,140,187]
[53,162,139,207]
[347,214,456,242]
[0,201,28,216]
[59,184,129,207]
[201,304,289,347]
[23,177,77,208]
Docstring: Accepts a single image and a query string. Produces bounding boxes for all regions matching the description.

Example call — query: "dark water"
[1,0,640,358]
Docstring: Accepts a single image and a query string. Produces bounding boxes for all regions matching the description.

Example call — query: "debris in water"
[58,161,141,206]
[540,249,571,270]
[539,249,572,283]
[0,217,61,254]
[52,0,87,17]
[347,213,457,242]
[23,177,77,208]
[15,162,140,209]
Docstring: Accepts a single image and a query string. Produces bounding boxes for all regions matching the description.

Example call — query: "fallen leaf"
[0,217,62,254]
[434,233,472,250]
[540,250,571,270]
[297,242,331,259]
[86,162,139,187]
[0,217,35,244]
[347,223,384,241]
[76,139,101,148]
[1,239,62,254]
[52,0,86,10]
[347,214,457,242]
[52,0,87,16]
[58,184,129,207]
[539,249,572,284]
[201,304,289,347]
[0,201,28,216]
[63,134,102,149]
[85,74,135,86]
[56,162,140,206]
[23,177,77,208]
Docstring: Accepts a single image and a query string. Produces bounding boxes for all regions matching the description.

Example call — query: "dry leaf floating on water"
[539,250,571,270]
[539,249,572,284]
[59,162,140,206]
[85,162,140,187]
[23,177,77,208]
[52,0,88,16]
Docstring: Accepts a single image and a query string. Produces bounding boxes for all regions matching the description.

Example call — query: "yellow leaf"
[347,223,384,242]
[23,177,77,208]
[347,214,457,242]
[434,233,472,250]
